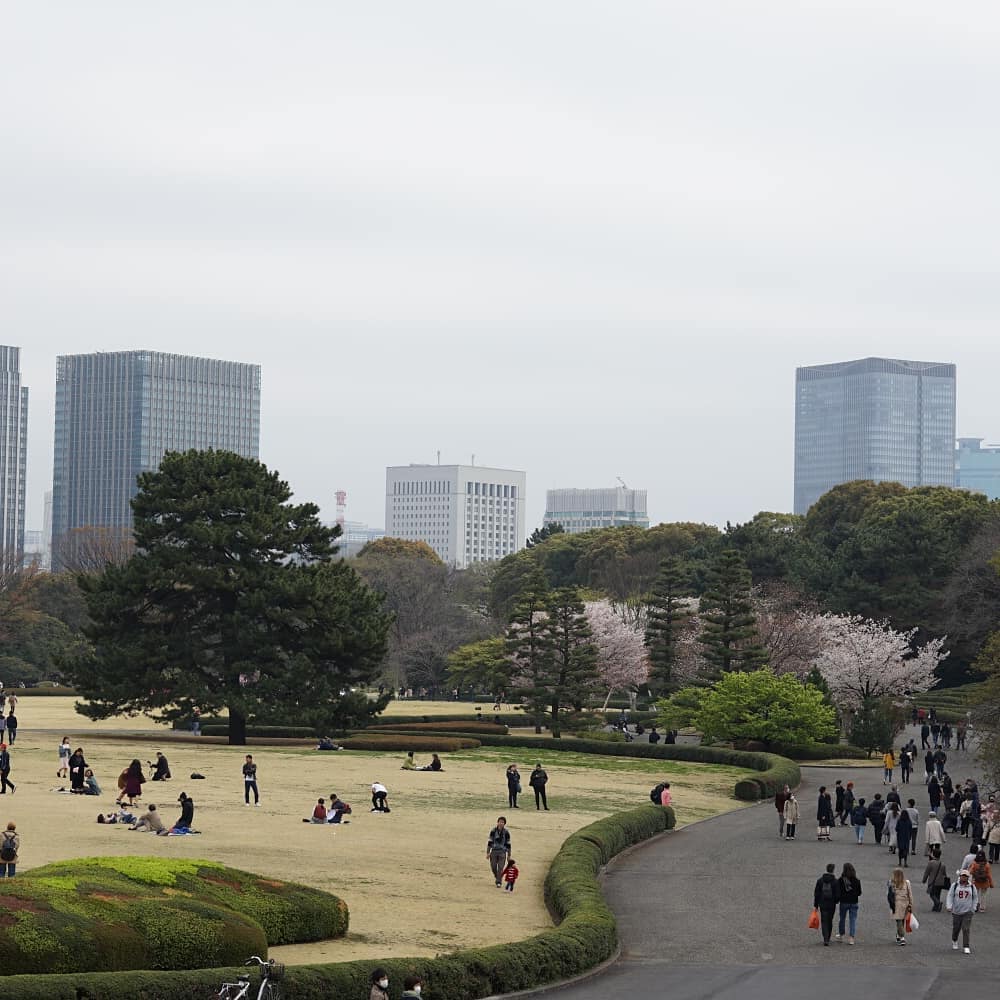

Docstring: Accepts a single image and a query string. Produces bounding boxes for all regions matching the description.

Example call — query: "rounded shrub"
[339,735,481,751]
[734,779,762,801]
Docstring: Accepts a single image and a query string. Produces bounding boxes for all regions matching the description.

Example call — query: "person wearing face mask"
[370,967,390,1000]
[402,974,424,997]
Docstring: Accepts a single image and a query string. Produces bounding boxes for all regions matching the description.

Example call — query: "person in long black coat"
[895,807,914,867]
[68,748,87,792]
[817,787,835,840]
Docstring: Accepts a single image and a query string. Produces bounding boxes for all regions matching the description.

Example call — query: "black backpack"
[650,782,666,804]
[820,879,835,904]
[0,834,15,862]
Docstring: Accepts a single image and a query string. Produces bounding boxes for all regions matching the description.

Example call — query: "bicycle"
[214,955,284,999]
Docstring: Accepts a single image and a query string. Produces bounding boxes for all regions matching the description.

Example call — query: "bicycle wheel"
[260,981,281,1000]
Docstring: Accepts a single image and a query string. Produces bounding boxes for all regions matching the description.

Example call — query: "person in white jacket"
[946,869,980,953]
[925,811,946,855]
[783,794,800,840]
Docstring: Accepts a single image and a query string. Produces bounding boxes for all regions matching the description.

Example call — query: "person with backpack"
[784,792,800,840]
[868,794,886,845]
[947,869,980,953]
[813,862,841,945]
[775,784,791,838]
[969,849,993,911]
[922,844,949,911]
[0,743,13,794]
[0,822,19,877]
[851,797,868,844]
[888,866,914,945]
[835,861,862,945]
[487,816,511,887]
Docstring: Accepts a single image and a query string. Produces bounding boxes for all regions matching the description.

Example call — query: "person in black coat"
[817,787,835,840]
[813,863,841,945]
[895,807,914,867]
[68,748,87,793]
[169,792,194,833]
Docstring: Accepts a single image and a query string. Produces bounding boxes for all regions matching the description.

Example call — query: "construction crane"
[616,477,628,490]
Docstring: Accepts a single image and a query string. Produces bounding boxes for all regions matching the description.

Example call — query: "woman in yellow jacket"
[883,749,896,785]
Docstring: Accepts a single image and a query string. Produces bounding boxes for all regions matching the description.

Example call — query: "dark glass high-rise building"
[0,346,29,567]
[51,351,260,569]
[793,357,956,515]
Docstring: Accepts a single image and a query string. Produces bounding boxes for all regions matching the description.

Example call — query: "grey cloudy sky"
[5,2,1000,534]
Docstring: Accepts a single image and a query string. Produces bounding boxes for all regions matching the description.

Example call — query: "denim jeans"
[854,824,865,843]
[838,902,858,937]
[0,863,15,877]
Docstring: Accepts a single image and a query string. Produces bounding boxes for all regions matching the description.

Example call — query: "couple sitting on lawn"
[303,794,352,824]
[400,752,443,772]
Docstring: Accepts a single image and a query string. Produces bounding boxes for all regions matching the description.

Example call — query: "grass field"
[3,698,755,964]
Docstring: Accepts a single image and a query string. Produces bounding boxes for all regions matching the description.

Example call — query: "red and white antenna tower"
[335,490,347,533]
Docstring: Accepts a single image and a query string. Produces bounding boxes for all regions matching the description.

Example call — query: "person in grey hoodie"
[946,869,980,953]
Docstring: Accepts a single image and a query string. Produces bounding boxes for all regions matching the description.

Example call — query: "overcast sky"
[5,2,1000,535]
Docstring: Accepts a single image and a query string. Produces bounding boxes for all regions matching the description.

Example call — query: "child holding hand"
[502,858,519,892]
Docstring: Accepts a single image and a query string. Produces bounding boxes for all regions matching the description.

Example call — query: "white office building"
[385,463,526,568]
[544,486,649,534]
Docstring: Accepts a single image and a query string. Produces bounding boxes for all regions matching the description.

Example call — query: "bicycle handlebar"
[243,956,271,966]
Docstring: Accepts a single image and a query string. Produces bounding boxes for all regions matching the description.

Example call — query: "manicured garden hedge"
[0,805,676,999]
[0,858,347,976]
[366,722,508,735]
[16,686,79,697]
[339,735,481,751]
[776,743,869,761]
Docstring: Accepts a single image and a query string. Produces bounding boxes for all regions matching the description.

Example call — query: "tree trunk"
[551,700,561,738]
[602,688,614,712]
[229,707,247,746]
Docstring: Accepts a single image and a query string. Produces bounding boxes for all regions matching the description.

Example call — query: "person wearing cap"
[946,869,980,953]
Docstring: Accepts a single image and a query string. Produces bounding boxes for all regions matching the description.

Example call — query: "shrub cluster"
[338,735,481,751]
[363,712,527,727]
[366,722,508,735]
[16,686,79,697]
[0,858,347,976]
[0,805,675,1000]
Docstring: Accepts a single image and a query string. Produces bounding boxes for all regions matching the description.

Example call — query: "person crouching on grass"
[502,857,519,892]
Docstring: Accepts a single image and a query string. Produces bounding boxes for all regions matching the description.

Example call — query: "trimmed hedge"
[366,722,508,735]
[367,712,527,727]
[15,686,79,697]
[200,725,316,739]
[339,735,481,751]
[0,857,347,976]
[0,805,676,1000]
[776,743,869,761]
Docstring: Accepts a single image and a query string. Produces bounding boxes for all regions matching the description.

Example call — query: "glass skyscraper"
[0,346,29,567]
[794,357,956,515]
[51,351,260,569]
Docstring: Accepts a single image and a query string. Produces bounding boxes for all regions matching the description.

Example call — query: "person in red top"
[660,783,672,808]
[303,798,327,823]
[502,858,519,892]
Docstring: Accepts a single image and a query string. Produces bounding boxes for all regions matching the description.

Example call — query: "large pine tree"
[540,587,598,737]
[697,548,767,674]
[505,567,552,733]
[68,450,391,744]
[644,556,691,695]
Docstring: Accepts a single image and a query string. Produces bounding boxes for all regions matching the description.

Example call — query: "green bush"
[0,805,676,1000]
[0,858,347,976]
[366,722,508,735]
[734,779,762,801]
[339,735,481,751]
[16,686,79,697]
[601,710,657,725]
[774,743,869,760]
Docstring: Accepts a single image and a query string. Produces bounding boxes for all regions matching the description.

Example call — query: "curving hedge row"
[354,730,800,801]
[366,722,508,735]
[338,735,481,752]
[0,805,676,1000]
[0,858,347,976]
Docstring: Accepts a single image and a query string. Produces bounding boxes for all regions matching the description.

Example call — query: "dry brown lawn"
[2,698,753,964]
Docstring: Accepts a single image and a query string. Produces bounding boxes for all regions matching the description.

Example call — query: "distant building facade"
[330,520,386,559]
[0,346,29,567]
[385,463,525,568]
[543,486,649,534]
[51,351,260,569]
[956,437,1000,500]
[794,357,956,515]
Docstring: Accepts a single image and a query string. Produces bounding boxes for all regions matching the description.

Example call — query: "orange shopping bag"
[808,908,820,930]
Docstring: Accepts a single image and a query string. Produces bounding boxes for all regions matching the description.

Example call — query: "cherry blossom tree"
[815,615,948,710]
[585,600,650,710]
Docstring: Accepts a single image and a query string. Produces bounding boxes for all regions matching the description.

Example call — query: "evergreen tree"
[697,548,768,673]
[541,587,599,737]
[526,523,565,548]
[850,696,902,758]
[644,556,691,695]
[67,450,391,745]
[505,567,552,734]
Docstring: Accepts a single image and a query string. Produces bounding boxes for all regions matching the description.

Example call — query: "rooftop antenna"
[472,454,475,467]
[437,450,441,465]
[617,476,628,489]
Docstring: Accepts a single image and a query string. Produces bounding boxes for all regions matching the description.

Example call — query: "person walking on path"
[883,749,895,784]
[868,794,886,845]
[906,799,920,855]
[900,747,911,784]
[784,792,800,840]
[529,763,549,810]
[775,784,791,838]
[487,816,511,887]
[933,748,947,779]
[835,862,862,945]
[502,857,519,892]
[834,781,845,824]
[841,782,855,826]
[888,866,914,945]
[896,805,913,866]
[969,849,993,911]
[987,812,1000,864]
[947,869,980,953]
[922,845,949,911]
[0,743,13,795]
[123,759,145,806]
[885,802,900,854]
[814,863,841,945]
[921,722,931,750]
[928,775,942,813]
[925,810,946,856]
[0,822,19,878]
[5,712,16,745]
[242,754,259,806]
[817,786,834,841]
[851,798,868,844]
[57,736,71,779]
[924,749,935,783]
[506,764,521,809]
[957,719,968,751]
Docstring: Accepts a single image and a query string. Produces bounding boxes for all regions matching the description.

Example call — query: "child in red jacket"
[502,858,519,892]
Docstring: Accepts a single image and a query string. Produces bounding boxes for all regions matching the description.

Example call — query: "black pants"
[533,786,548,810]
[989,843,999,864]
[244,780,258,804]
[819,906,835,943]
[785,823,796,838]
[508,787,519,808]
[0,770,12,794]
[5,730,13,745]
[372,791,388,811]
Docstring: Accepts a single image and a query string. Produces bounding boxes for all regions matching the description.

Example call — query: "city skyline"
[7,6,1000,537]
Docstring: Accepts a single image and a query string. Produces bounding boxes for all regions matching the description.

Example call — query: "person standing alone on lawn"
[243,754,259,806]
[529,763,549,810]
[487,816,511,888]
[813,863,841,945]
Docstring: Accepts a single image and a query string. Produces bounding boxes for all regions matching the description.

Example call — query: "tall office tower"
[51,351,260,569]
[543,486,649,534]
[385,463,526,568]
[956,437,1000,500]
[793,357,956,515]
[0,346,29,568]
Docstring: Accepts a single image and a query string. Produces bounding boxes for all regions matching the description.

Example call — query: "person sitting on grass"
[326,794,352,824]
[150,752,171,781]
[316,736,341,751]
[131,804,165,834]
[401,752,417,770]
[83,769,101,796]
[418,753,443,772]
[162,792,194,835]
[303,798,327,823]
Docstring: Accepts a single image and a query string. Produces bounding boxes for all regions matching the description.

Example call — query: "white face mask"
[379,980,389,989]
[413,988,422,996]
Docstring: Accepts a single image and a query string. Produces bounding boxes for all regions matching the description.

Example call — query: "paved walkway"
[535,727,998,999]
